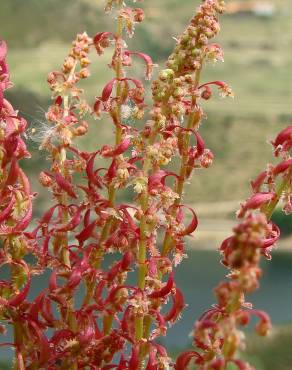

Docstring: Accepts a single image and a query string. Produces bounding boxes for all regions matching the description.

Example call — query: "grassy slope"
[1,0,292,205]
[243,325,292,370]
[1,3,292,369]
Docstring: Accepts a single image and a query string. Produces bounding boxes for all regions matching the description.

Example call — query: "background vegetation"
[1,0,292,206]
[1,0,292,368]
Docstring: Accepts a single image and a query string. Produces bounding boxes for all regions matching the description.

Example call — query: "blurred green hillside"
[1,0,292,205]
[1,4,292,369]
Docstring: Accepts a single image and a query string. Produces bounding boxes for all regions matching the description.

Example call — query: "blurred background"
[1,0,292,368]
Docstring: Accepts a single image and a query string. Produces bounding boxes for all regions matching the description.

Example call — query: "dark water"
[1,249,292,361]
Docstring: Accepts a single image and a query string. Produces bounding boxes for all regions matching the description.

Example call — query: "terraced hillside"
[1,0,292,206]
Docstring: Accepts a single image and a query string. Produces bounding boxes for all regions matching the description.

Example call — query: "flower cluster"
[177,125,292,370]
[0,40,35,368]
[1,0,290,369]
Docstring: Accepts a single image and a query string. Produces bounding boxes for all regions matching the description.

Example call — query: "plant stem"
[161,69,201,256]
[13,321,23,370]
[135,144,156,343]
[139,69,202,350]
[60,90,78,370]
[97,0,124,246]
[265,176,290,220]
[93,0,125,337]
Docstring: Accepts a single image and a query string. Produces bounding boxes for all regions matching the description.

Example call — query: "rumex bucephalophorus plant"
[0,1,292,369]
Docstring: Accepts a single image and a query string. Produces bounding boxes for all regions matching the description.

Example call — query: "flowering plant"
[0,1,291,369]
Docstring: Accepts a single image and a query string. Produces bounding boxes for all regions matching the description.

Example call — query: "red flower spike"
[3,2,288,368]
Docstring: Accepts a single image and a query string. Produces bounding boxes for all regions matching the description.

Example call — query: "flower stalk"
[1,1,291,369]
[178,127,292,369]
